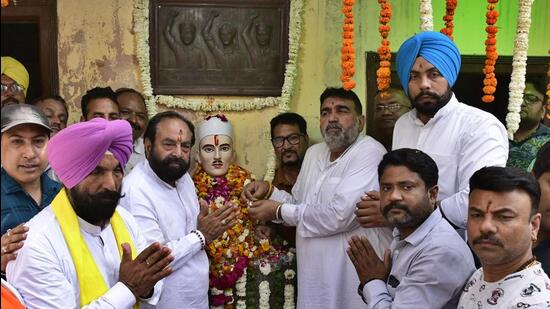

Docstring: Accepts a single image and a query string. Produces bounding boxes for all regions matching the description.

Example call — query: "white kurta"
[124,137,146,174]
[271,135,393,309]
[457,263,550,309]
[392,94,508,229]
[6,206,162,309]
[120,161,209,309]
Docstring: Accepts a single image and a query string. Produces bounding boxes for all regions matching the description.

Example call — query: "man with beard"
[6,118,173,308]
[348,148,475,308]
[372,87,411,152]
[30,95,69,137]
[1,104,61,276]
[458,166,550,308]
[1,57,29,109]
[270,112,309,194]
[357,32,508,232]
[507,78,550,170]
[120,111,237,308]
[243,87,392,309]
[115,88,149,174]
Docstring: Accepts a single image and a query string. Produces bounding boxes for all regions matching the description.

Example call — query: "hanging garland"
[440,0,457,39]
[376,0,392,92]
[419,0,434,31]
[341,0,356,90]
[133,0,304,114]
[482,0,499,103]
[505,0,534,139]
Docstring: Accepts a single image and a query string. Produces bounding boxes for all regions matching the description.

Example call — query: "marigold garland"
[482,0,500,103]
[193,165,271,306]
[1,0,8,7]
[376,0,392,92]
[440,0,458,39]
[341,0,356,90]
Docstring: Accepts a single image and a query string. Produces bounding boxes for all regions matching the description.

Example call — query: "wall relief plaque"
[151,0,289,96]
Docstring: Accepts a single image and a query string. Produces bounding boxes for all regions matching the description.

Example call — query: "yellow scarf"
[51,188,138,308]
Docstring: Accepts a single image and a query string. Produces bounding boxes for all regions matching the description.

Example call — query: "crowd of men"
[1,30,549,309]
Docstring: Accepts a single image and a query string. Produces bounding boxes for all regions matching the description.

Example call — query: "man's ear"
[428,185,439,206]
[144,138,152,159]
[530,213,541,242]
[358,115,366,132]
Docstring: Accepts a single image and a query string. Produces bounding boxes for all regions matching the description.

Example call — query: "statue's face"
[198,134,234,177]
[180,23,196,45]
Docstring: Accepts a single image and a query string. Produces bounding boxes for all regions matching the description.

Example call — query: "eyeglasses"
[523,94,543,106]
[271,133,304,147]
[375,103,403,112]
[1,83,25,94]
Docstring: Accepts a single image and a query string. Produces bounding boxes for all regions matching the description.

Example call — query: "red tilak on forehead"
[177,129,184,143]
[214,135,219,146]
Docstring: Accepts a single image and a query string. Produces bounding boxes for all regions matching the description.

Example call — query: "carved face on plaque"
[255,23,272,47]
[179,22,197,45]
[218,24,237,46]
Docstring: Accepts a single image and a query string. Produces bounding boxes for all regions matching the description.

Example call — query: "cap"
[1,104,52,133]
[198,114,233,142]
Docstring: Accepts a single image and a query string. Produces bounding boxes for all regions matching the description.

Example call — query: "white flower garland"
[505,0,534,139]
[259,280,271,309]
[133,0,304,114]
[235,268,247,309]
[283,269,296,309]
[419,0,434,31]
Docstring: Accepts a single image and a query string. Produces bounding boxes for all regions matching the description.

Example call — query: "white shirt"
[120,160,209,309]
[392,94,508,229]
[271,135,393,309]
[458,263,550,309]
[124,138,146,174]
[6,206,162,309]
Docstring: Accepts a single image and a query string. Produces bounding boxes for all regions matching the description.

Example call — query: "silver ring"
[222,219,227,225]
[1,246,7,254]
[247,201,253,207]
[146,260,150,266]
[6,229,11,237]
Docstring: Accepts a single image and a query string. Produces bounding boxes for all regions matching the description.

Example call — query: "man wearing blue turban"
[357,32,508,233]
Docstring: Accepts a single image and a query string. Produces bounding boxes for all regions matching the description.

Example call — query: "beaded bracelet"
[191,230,206,250]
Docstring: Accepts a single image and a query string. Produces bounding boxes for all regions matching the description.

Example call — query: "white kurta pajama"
[7,207,162,309]
[120,161,209,309]
[271,135,393,309]
[393,94,508,229]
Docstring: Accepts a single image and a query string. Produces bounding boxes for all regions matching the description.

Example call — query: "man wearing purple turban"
[357,31,508,232]
[7,118,174,308]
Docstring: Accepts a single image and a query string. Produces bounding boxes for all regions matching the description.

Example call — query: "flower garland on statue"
[440,0,457,39]
[283,269,296,309]
[505,0,534,139]
[482,0,499,103]
[133,0,304,114]
[193,164,272,307]
[419,0,434,31]
[376,0,392,92]
[341,0,356,90]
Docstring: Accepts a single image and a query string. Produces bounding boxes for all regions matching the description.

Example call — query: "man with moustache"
[116,88,149,173]
[30,95,69,137]
[357,32,508,232]
[458,166,550,308]
[120,111,237,308]
[372,87,411,152]
[270,112,309,193]
[7,118,173,308]
[348,149,475,308]
[507,78,550,170]
[1,105,61,276]
[1,57,29,109]
[244,87,392,309]
[81,87,120,121]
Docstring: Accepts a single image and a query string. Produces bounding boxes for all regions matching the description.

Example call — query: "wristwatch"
[357,282,367,304]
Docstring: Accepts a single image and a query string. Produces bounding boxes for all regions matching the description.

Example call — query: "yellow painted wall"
[57,0,549,177]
